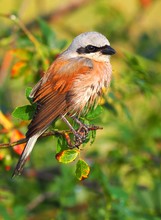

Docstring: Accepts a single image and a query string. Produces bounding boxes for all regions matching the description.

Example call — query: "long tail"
[12,132,41,178]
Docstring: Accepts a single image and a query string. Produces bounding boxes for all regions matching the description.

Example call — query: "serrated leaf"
[86,105,103,120]
[75,159,90,180]
[56,149,79,163]
[12,105,35,120]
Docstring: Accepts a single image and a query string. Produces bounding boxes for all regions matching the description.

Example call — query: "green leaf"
[12,105,35,120]
[86,105,103,120]
[38,18,56,48]
[56,39,67,50]
[56,135,68,153]
[104,101,117,115]
[121,103,132,120]
[25,87,33,103]
[75,159,90,180]
[90,130,96,145]
[55,149,79,163]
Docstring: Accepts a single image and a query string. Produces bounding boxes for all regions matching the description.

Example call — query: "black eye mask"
[77,44,116,55]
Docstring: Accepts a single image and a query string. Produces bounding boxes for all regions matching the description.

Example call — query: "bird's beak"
[101,45,116,55]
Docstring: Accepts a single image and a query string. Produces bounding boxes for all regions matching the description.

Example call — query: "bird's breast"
[68,61,112,115]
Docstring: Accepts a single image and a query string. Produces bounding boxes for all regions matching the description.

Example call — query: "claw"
[61,114,100,149]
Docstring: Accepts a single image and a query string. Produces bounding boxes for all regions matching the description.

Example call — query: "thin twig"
[0,13,48,68]
[0,130,63,149]
[0,126,102,149]
[0,14,40,47]
[27,192,54,211]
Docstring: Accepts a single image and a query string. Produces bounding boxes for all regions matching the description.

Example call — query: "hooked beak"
[101,45,116,55]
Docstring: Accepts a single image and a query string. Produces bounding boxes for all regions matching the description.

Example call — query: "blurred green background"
[0,0,161,219]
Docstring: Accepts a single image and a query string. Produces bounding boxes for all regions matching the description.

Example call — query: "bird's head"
[63,31,116,62]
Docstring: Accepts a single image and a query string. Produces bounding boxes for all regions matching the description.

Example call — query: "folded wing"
[26,57,93,138]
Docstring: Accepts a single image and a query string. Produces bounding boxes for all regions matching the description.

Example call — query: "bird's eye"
[86,45,96,53]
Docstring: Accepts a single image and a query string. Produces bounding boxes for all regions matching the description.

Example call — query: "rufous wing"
[26,57,93,138]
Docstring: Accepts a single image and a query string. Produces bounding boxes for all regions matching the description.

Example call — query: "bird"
[12,31,116,177]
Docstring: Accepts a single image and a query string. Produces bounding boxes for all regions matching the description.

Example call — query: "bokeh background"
[0,0,161,219]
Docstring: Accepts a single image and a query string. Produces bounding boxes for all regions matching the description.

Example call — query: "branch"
[27,192,54,211]
[0,126,102,149]
[0,130,64,149]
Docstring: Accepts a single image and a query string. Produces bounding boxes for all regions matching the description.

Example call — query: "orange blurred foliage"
[11,129,26,155]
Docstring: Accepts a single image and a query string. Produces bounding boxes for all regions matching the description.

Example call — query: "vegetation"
[0,0,161,219]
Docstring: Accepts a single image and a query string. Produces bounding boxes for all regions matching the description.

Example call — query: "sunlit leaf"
[56,134,70,153]
[56,149,79,163]
[75,159,90,180]
[25,87,32,99]
[86,105,103,120]
[12,105,35,120]
[25,87,33,103]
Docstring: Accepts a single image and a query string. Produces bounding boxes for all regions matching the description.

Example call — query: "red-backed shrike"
[13,31,116,177]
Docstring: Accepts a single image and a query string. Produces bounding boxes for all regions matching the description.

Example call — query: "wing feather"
[26,57,93,138]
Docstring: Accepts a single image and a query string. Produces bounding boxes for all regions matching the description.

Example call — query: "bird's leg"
[61,115,84,148]
[68,115,89,141]
[69,115,103,141]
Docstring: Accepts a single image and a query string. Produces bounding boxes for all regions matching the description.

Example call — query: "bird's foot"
[61,114,102,149]
[64,124,89,149]
[73,123,90,148]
